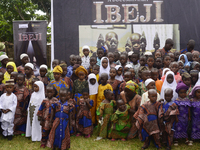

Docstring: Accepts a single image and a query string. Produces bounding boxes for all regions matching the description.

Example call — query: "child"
[99,57,110,77]
[60,63,73,92]
[107,52,116,67]
[108,99,131,141]
[113,51,120,64]
[29,77,40,95]
[191,61,200,71]
[37,84,58,148]
[174,51,180,61]
[163,55,171,69]
[96,73,113,111]
[115,65,123,82]
[190,70,199,86]
[130,53,140,78]
[182,72,192,97]
[139,55,147,67]
[0,54,9,74]
[70,64,80,82]
[47,59,60,82]
[88,57,97,74]
[47,87,74,150]
[50,65,68,98]
[134,89,163,150]
[66,55,76,77]
[0,72,5,96]
[162,88,179,150]
[124,64,133,73]
[76,88,93,138]
[161,68,170,82]
[10,72,18,84]
[24,63,35,91]
[13,73,29,135]
[3,62,17,84]
[155,57,163,79]
[37,64,50,89]
[138,69,151,96]
[92,64,100,82]
[178,54,190,67]
[160,71,178,101]
[151,68,163,93]
[140,78,160,105]
[95,89,116,139]
[174,82,191,146]
[129,68,138,84]
[26,81,44,141]
[76,55,82,65]
[73,66,88,112]
[0,79,17,140]
[88,73,99,125]
[168,52,175,62]
[96,48,104,66]
[146,55,155,71]
[81,45,90,69]
[154,51,162,59]
[17,53,29,74]
[192,51,199,62]
[178,60,184,70]
[169,62,182,83]
[118,54,128,75]
[189,85,200,141]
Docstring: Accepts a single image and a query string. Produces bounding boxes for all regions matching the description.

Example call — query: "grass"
[0,134,199,150]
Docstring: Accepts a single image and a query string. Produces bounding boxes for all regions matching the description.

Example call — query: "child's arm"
[85,99,92,109]
[49,105,55,128]
[22,94,30,112]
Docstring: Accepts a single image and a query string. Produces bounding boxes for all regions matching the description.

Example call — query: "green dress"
[108,104,131,139]
[94,100,116,138]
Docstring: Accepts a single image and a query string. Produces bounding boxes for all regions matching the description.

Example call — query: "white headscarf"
[125,64,133,69]
[160,71,178,101]
[88,73,99,95]
[25,63,34,70]
[40,64,48,70]
[20,53,29,60]
[99,57,110,77]
[115,65,123,81]
[82,45,90,52]
[194,72,200,87]
[162,68,170,77]
[0,55,8,61]
[30,81,45,106]
[145,78,155,87]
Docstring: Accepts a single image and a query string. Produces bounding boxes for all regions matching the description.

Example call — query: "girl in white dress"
[26,81,45,141]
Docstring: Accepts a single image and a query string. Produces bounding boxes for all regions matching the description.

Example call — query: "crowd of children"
[0,39,200,150]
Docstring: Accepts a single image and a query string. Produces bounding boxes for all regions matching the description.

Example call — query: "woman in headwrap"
[2,62,17,84]
[124,80,141,139]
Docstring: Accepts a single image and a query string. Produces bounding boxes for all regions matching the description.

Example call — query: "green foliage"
[0,0,51,43]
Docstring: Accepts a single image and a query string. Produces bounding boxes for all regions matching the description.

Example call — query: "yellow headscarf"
[53,65,63,74]
[75,66,88,76]
[2,62,17,84]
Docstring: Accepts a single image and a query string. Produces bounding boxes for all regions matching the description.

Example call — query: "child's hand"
[4,109,11,113]
[159,99,164,103]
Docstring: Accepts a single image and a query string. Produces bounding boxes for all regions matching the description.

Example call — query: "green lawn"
[0,134,199,150]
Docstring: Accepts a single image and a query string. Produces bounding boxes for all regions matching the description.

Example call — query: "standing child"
[190,70,199,87]
[0,54,9,74]
[10,72,18,84]
[13,73,29,135]
[146,55,155,71]
[151,68,163,93]
[134,89,163,150]
[2,62,17,84]
[107,52,116,68]
[37,84,58,148]
[73,66,89,112]
[76,88,93,138]
[76,55,82,65]
[118,54,128,75]
[189,85,200,142]
[169,62,182,83]
[81,45,90,69]
[96,48,104,66]
[115,65,123,82]
[37,64,50,90]
[108,99,131,141]
[162,88,179,150]
[95,89,116,139]
[24,63,35,91]
[0,79,17,140]
[88,57,97,74]
[178,54,190,67]
[138,69,151,96]
[96,73,113,111]
[155,57,163,79]
[50,65,68,98]
[92,65,100,82]
[130,53,140,78]
[174,82,191,146]
[181,72,192,97]
[163,55,171,70]
[47,87,74,150]
[47,59,60,82]
[139,55,147,67]
[99,57,110,77]
[17,53,29,74]
[66,55,77,78]
[88,73,99,125]
[26,81,45,141]
[70,64,80,82]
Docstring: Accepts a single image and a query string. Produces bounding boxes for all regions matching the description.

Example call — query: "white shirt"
[81,56,90,69]
[140,91,160,106]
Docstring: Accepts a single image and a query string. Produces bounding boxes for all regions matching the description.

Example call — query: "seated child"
[26,81,45,141]
[24,63,35,91]
[47,87,74,150]
[88,57,97,74]
[108,99,131,141]
[140,78,160,105]
[151,68,163,93]
[37,64,50,90]
[162,88,179,150]
[96,73,113,111]
[37,84,58,148]
[13,73,29,135]
[2,62,17,84]
[174,82,191,146]
[134,89,163,150]
[0,54,9,74]
[17,53,29,74]
[76,88,93,138]
[66,55,76,78]
[95,89,116,139]
[0,79,17,140]
[81,45,90,69]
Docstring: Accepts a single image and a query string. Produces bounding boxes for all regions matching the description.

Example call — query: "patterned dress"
[108,104,131,139]
[13,85,30,134]
[24,75,35,91]
[62,76,73,92]
[50,80,68,98]
[46,70,54,82]
[191,98,200,139]
[138,81,147,96]
[76,99,93,135]
[107,79,121,100]
[47,100,73,150]
[68,98,76,136]
[37,97,58,145]
[174,97,191,139]
[134,101,163,149]
[95,100,116,138]
[66,65,73,78]
[37,76,50,89]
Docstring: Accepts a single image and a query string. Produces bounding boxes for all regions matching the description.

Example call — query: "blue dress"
[66,65,73,78]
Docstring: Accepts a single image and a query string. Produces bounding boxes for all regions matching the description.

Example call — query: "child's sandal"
[85,134,90,138]
[76,133,81,137]
[121,138,126,141]
[188,141,193,146]
[40,144,46,148]
[111,139,115,141]
[174,141,178,146]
